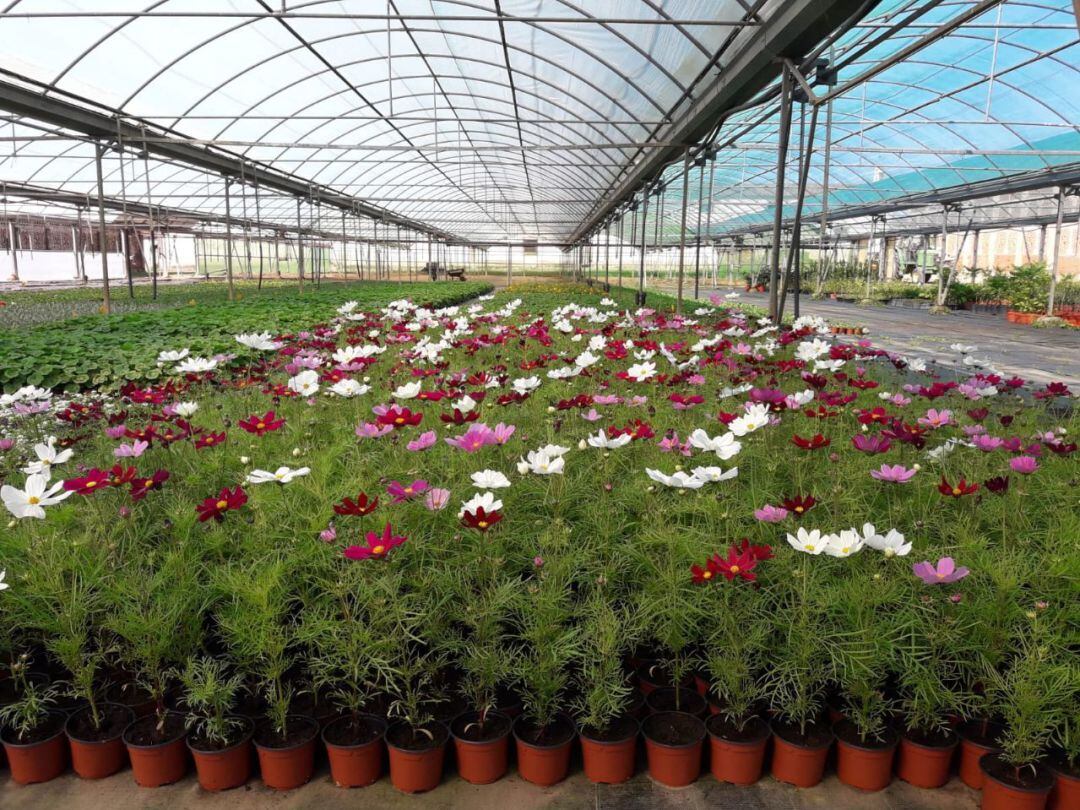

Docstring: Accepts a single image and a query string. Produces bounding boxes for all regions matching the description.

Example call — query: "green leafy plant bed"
[0,285,1076,796]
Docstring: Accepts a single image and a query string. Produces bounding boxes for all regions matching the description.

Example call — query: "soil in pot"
[980,753,1054,810]
[642,711,706,787]
[1,711,69,784]
[451,710,512,785]
[770,718,835,788]
[897,726,958,789]
[1047,752,1080,810]
[958,719,1004,789]
[834,719,898,792]
[706,714,770,786]
[253,716,319,790]
[123,712,188,787]
[513,715,576,787]
[646,687,707,718]
[66,703,135,779]
[323,713,386,788]
[386,720,449,793]
[188,717,253,791]
[579,716,639,784]
[105,681,156,718]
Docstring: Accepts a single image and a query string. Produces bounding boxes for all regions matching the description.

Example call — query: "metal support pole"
[604,219,611,291]
[296,198,304,292]
[677,147,690,314]
[865,215,879,302]
[223,178,235,301]
[693,156,704,301]
[779,100,820,320]
[93,143,112,314]
[768,65,794,321]
[1047,185,1068,317]
[637,193,649,307]
[6,221,18,282]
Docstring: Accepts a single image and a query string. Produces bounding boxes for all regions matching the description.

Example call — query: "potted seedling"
[182,656,252,791]
[107,550,204,787]
[1048,701,1080,810]
[385,644,450,794]
[215,556,317,791]
[0,675,67,784]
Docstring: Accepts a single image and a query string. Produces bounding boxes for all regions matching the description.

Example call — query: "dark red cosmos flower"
[194,431,226,450]
[196,486,248,522]
[1034,381,1071,400]
[461,506,503,532]
[64,469,111,495]
[736,539,774,561]
[967,408,989,423]
[791,433,830,450]
[497,392,529,406]
[333,492,379,517]
[801,373,828,390]
[803,405,840,419]
[377,406,423,429]
[440,408,479,425]
[711,547,759,582]
[856,407,890,425]
[1045,440,1077,456]
[107,465,138,487]
[343,522,406,560]
[608,419,655,441]
[983,476,1010,495]
[239,411,285,436]
[938,476,979,498]
[124,425,159,445]
[130,470,169,501]
[668,393,705,409]
[851,434,892,454]
[998,414,1014,427]
[781,494,817,517]
[848,378,879,390]
[883,420,927,449]
[691,559,718,584]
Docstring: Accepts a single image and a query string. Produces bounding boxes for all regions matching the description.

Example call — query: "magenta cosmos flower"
[1009,456,1039,475]
[386,479,428,502]
[491,423,516,445]
[445,424,496,452]
[918,409,953,429]
[870,464,917,484]
[912,557,970,585]
[406,430,437,451]
[851,434,892,455]
[754,504,789,523]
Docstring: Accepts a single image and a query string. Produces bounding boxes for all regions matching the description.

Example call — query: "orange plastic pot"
[322,714,386,788]
[386,721,449,794]
[1,712,69,784]
[123,713,188,787]
[897,728,958,789]
[579,717,639,784]
[958,720,1004,790]
[770,719,834,788]
[513,715,575,787]
[451,710,511,785]
[980,754,1053,810]
[188,718,253,792]
[66,703,135,779]
[706,714,770,786]
[253,716,319,791]
[642,711,705,788]
[1048,758,1080,810]
[834,721,898,792]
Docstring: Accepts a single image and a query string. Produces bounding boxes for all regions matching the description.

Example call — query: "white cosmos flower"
[626,361,656,381]
[690,466,739,484]
[906,357,927,373]
[950,343,977,355]
[587,429,632,450]
[813,358,845,373]
[547,366,581,380]
[393,381,422,400]
[470,470,511,489]
[785,390,815,409]
[786,527,825,555]
[287,370,320,397]
[176,356,218,374]
[2,474,73,520]
[575,351,600,369]
[458,491,503,518]
[795,338,831,362]
[520,448,566,475]
[0,569,7,592]
[645,468,705,490]
[329,379,370,398]
[235,332,282,351]
[824,529,864,558]
[512,376,541,395]
[453,395,478,414]
[728,411,769,437]
[862,524,911,557]
[337,301,359,315]
[687,429,741,460]
[173,401,199,418]
[244,466,310,485]
[21,437,73,480]
[157,348,189,364]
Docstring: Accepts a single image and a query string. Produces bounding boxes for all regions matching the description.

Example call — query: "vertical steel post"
[94,143,112,313]
[768,65,794,321]
[223,178,235,301]
[637,193,649,306]
[693,155,704,301]
[1047,185,1068,317]
[677,147,690,314]
[296,198,305,293]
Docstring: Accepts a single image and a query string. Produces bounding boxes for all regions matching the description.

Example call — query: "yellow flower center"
[805,544,816,552]
[372,545,385,555]
[256,422,265,430]
[28,496,40,505]
[215,499,228,509]
[404,487,413,494]
[86,481,97,488]
[478,520,489,528]
[395,417,405,424]
[794,506,804,513]
[703,571,713,579]
[952,487,961,496]
[730,565,740,574]
[144,479,154,487]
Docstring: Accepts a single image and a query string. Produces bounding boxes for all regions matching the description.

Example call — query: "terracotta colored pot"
[0,711,69,784]
[980,754,1054,810]
[706,714,770,786]
[386,720,449,794]
[1048,759,1080,810]
[897,727,958,789]
[646,687,707,718]
[513,715,575,787]
[958,720,1004,789]
[834,720,898,792]
[693,673,709,697]
[253,715,319,791]
[770,719,834,788]
[451,710,511,785]
[322,714,386,788]
[66,703,135,779]
[579,717,639,784]
[123,712,188,787]
[642,711,705,788]
[188,718,253,792]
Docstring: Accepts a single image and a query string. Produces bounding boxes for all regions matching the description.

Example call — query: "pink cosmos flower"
[0,438,14,452]
[972,434,1003,452]
[593,395,621,405]
[1009,456,1039,475]
[356,422,394,439]
[114,440,149,459]
[319,525,337,543]
[963,425,987,437]
[407,430,437,451]
[387,479,428,502]
[628,396,648,407]
[581,409,602,422]
[887,393,912,407]
[851,434,892,455]
[491,423,516,444]
[424,488,451,511]
[754,505,789,523]
[686,374,706,385]
[870,463,917,484]
[445,424,497,452]
[913,557,970,585]
[918,409,953,429]
[105,425,128,439]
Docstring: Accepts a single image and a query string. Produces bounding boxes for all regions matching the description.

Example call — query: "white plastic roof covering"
[0,0,757,243]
